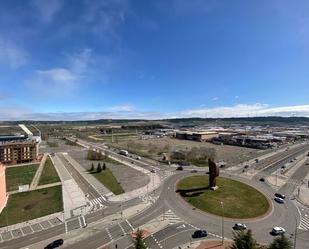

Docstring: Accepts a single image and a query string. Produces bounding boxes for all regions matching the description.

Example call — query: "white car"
[271,227,286,235]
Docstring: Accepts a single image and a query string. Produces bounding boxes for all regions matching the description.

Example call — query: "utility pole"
[221,201,224,245]
[293,215,297,249]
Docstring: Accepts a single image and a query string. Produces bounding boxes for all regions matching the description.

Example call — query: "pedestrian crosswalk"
[87,196,106,211]
[139,194,158,204]
[299,214,309,230]
[163,209,182,225]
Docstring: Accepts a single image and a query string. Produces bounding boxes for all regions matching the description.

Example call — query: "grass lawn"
[6,164,39,191]
[90,169,124,195]
[0,185,63,227]
[38,156,61,185]
[177,176,269,219]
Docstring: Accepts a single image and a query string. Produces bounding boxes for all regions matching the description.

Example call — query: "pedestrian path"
[139,194,159,204]
[62,153,112,197]
[162,209,182,225]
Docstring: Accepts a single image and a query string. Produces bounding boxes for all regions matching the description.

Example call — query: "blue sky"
[0,0,309,120]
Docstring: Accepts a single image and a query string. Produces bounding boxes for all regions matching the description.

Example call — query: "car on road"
[274,197,284,204]
[233,223,247,230]
[191,169,198,173]
[259,178,265,182]
[274,193,285,199]
[271,227,286,235]
[150,169,156,173]
[192,230,208,238]
[136,156,141,160]
[44,239,64,249]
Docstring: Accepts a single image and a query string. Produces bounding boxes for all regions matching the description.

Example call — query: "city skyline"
[1,0,309,120]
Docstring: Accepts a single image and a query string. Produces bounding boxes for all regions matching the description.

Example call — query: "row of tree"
[89,162,106,173]
[132,229,293,249]
[230,230,293,249]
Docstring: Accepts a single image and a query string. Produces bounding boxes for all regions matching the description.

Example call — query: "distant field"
[6,164,39,191]
[90,133,138,142]
[0,185,63,227]
[38,156,60,185]
[103,137,260,166]
[90,169,124,195]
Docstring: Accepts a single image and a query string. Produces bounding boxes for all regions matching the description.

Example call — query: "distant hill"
[1,116,309,127]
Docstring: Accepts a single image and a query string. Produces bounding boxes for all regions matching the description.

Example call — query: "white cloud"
[82,0,130,38]
[211,97,219,101]
[177,104,309,118]
[66,48,93,74]
[108,104,136,112]
[234,95,239,99]
[32,0,62,23]
[0,39,28,69]
[1,103,309,121]
[26,68,79,97]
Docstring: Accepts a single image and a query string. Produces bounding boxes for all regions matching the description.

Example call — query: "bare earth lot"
[106,137,263,166]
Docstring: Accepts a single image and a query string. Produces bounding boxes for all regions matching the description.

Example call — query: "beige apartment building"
[0,141,39,165]
[0,163,7,213]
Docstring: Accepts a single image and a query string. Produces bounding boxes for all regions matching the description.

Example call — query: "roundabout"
[176,175,270,219]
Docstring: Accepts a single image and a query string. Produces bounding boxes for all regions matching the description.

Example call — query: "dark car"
[233,223,247,230]
[192,230,208,238]
[259,178,265,182]
[274,193,285,199]
[44,239,64,249]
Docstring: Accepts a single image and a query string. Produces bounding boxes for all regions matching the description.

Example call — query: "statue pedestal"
[210,186,219,191]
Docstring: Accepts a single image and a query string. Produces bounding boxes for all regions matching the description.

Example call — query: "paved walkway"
[30,153,48,190]
[51,154,87,219]
[62,153,112,197]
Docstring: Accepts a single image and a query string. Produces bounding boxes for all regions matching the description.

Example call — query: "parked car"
[274,193,285,199]
[271,227,285,235]
[233,223,247,230]
[191,169,198,173]
[150,169,156,173]
[192,230,208,238]
[44,239,64,249]
[259,178,265,182]
[274,197,284,204]
[136,156,141,160]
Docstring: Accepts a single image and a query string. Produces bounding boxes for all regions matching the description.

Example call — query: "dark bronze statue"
[208,158,219,189]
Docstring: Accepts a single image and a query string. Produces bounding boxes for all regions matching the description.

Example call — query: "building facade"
[0,163,7,213]
[0,141,39,165]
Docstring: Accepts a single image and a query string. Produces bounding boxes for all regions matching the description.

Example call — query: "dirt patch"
[109,137,262,166]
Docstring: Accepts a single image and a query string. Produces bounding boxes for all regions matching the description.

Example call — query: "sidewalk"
[62,153,112,197]
[30,153,48,190]
[52,154,87,219]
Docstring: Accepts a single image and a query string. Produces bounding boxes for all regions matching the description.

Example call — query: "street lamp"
[220,201,224,245]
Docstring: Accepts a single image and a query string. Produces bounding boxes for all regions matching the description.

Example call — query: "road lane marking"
[126,220,134,230]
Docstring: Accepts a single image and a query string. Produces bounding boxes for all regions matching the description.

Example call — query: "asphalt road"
[3,138,309,249]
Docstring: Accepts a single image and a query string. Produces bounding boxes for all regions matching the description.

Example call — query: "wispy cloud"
[177,104,309,118]
[82,0,130,38]
[211,97,219,101]
[32,0,62,23]
[66,48,94,74]
[0,38,29,69]
[26,68,79,97]
[171,0,221,14]
[1,104,309,121]
[108,104,136,112]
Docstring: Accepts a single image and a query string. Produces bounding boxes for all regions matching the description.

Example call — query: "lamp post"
[220,201,224,245]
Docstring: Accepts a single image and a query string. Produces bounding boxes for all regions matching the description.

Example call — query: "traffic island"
[176,175,270,219]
